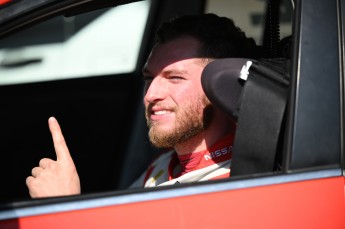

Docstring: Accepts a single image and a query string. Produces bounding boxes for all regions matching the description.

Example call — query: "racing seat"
[201,58,289,176]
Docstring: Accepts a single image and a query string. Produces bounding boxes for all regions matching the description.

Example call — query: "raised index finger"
[48,117,72,162]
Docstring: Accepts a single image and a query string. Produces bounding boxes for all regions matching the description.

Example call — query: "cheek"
[172,85,205,105]
[174,94,208,117]
[175,74,203,97]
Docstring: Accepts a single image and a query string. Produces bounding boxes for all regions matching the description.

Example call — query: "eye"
[169,76,184,82]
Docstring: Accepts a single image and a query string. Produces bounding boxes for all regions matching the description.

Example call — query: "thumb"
[48,117,72,163]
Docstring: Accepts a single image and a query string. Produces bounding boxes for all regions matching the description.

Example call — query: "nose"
[144,77,166,104]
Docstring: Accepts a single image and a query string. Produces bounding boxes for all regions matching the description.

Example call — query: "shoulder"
[129,150,175,188]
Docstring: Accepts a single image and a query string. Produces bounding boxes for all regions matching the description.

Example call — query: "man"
[26,13,254,197]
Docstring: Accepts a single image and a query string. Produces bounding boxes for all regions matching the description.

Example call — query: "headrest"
[201,58,252,119]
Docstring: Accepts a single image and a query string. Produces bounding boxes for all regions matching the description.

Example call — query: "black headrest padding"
[201,58,251,119]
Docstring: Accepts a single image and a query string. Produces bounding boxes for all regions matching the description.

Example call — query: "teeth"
[154,110,171,115]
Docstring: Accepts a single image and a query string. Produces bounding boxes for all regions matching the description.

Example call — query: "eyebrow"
[142,68,189,76]
[162,69,189,76]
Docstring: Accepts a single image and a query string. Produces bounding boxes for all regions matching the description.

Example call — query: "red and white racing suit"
[130,132,234,188]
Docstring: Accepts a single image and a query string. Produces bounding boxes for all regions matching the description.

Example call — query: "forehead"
[143,36,203,74]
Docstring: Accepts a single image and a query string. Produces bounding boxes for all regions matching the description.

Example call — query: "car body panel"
[1,172,344,228]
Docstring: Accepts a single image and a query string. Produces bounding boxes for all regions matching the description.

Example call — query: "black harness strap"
[230,61,289,176]
[201,58,289,176]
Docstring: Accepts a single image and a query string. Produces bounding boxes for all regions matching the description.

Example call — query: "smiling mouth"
[146,103,175,120]
[153,110,172,115]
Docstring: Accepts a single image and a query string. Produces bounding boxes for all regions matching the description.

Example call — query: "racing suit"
[130,132,234,188]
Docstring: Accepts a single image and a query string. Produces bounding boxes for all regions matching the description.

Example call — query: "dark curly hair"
[155,13,257,59]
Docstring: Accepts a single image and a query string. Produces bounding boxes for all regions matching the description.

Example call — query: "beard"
[146,95,213,148]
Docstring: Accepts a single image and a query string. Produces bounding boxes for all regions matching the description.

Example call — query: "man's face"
[142,36,212,148]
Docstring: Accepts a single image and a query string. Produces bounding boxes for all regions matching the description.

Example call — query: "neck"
[174,116,236,155]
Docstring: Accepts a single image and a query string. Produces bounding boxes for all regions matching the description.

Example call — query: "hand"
[26,117,81,198]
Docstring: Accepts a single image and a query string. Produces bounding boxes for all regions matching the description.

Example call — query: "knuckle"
[39,158,49,164]
[26,176,35,186]
[39,158,54,167]
[31,167,44,177]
